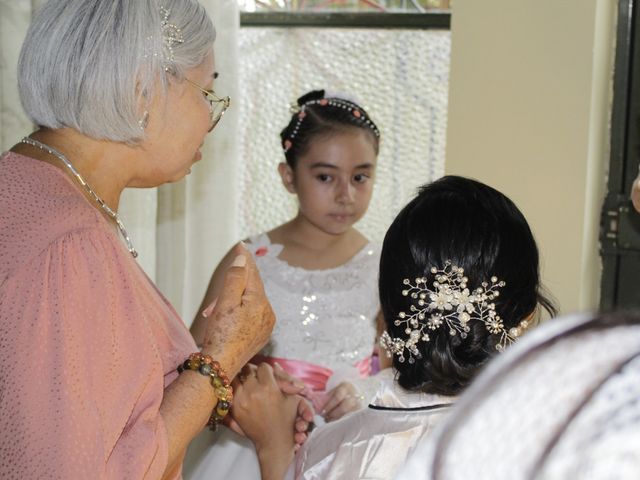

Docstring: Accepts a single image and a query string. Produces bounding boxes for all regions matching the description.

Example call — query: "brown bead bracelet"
[177,352,233,431]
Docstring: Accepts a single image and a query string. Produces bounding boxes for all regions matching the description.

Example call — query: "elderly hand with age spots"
[199,244,275,379]
[199,245,315,446]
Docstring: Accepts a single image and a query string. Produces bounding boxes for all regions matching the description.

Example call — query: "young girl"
[186,90,382,479]
[290,175,557,479]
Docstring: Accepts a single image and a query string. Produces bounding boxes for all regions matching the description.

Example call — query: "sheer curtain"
[0,0,241,325]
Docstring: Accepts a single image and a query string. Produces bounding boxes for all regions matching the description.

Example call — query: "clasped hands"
[197,245,313,454]
[198,245,362,460]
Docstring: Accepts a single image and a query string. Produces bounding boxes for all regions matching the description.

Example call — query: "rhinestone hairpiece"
[380,261,529,364]
[283,97,380,153]
[160,6,184,63]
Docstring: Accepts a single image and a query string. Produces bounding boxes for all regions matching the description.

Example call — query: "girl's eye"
[354,174,370,183]
[317,174,332,183]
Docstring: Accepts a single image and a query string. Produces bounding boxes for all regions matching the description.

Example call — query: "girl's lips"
[329,213,354,222]
[195,150,202,162]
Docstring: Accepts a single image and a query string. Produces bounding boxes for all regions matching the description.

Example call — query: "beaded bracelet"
[177,352,233,431]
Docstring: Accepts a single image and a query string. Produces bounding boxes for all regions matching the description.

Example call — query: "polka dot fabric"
[0,152,197,479]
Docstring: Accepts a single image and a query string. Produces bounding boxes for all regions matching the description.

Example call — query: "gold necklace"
[21,137,138,258]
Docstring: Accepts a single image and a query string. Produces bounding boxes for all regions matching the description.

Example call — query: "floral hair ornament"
[380,261,530,364]
[160,6,184,63]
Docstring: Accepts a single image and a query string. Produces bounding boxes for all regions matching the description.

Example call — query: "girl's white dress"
[184,233,380,480]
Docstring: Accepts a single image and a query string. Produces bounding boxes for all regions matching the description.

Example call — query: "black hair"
[280,89,380,168]
[379,175,557,396]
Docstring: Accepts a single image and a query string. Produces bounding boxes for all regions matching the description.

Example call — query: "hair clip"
[380,261,527,364]
[160,6,184,63]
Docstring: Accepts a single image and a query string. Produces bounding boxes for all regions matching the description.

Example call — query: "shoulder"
[0,152,110,279]
[349,228,379,261]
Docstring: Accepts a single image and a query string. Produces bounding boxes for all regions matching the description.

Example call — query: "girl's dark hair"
[379,175,556,396]
[280,89,380,168]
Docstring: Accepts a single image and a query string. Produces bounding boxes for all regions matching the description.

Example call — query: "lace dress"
[249,233,379,378]
[184,233,380,480]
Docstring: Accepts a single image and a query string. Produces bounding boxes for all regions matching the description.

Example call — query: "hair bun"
[297,90,325,106]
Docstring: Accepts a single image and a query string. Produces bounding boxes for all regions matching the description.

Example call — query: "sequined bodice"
[247,234,380,372]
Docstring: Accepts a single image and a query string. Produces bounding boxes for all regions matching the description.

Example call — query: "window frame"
[240,12,450,29]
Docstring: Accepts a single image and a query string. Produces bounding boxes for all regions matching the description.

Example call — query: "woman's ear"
[278,162,296,194]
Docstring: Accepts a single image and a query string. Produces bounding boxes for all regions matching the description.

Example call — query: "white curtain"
[0,0,241,326]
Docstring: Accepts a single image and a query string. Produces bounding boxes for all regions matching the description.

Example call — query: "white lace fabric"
[247,234,380,374]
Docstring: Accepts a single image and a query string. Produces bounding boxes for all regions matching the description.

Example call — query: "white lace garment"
[183,234,381,480]
[248,233,380,381]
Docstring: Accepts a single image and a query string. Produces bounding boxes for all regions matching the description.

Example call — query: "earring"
[138,111,149,131]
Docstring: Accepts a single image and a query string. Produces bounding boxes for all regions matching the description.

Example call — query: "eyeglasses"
[184,78,230,132]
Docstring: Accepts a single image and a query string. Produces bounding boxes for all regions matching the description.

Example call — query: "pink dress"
[0,152,196,479]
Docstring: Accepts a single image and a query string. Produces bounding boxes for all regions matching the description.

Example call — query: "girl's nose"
[336,181,355,205]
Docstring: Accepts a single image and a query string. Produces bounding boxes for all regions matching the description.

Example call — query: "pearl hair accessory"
[284,96,380,153]
[160,6,184,63]
[380,261,530,363]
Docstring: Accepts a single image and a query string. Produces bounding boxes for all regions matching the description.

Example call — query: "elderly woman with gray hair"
[0,1,310,479]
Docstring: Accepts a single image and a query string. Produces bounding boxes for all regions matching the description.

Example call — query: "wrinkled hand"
[200,245,275,378]
[226,363,315,448]
[322,381,363,422]
[231,363,299,474]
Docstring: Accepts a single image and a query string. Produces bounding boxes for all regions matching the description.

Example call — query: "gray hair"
[18,0,216,143]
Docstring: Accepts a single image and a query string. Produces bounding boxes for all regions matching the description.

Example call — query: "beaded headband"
[379,261,531,364]
[283,97,380,153]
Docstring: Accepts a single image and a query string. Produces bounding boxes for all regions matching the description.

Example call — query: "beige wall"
[445,0,616,313]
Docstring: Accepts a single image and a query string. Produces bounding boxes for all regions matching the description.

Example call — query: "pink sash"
[252,354,374,412]
[252,354,333,411]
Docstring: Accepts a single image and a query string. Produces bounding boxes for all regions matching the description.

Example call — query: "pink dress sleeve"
[0,225,193,479]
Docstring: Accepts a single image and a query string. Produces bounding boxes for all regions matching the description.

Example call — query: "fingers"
[201,298,218,318]
[215,245,249,312]
[297,396,315,423]
[294,432,307,446]
[321,382,352,416]
[273,362,305,394]
[242,252,267,300]
[295,419,308,433]
[255,362,278,387]
[324,395,361,422]
[321,382,362,422]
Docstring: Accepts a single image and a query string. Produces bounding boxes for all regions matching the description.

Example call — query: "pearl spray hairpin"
[380,261,530,364]
[160,6,184,63]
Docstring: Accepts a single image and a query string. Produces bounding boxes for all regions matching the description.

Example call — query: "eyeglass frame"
[184,77,230,132]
